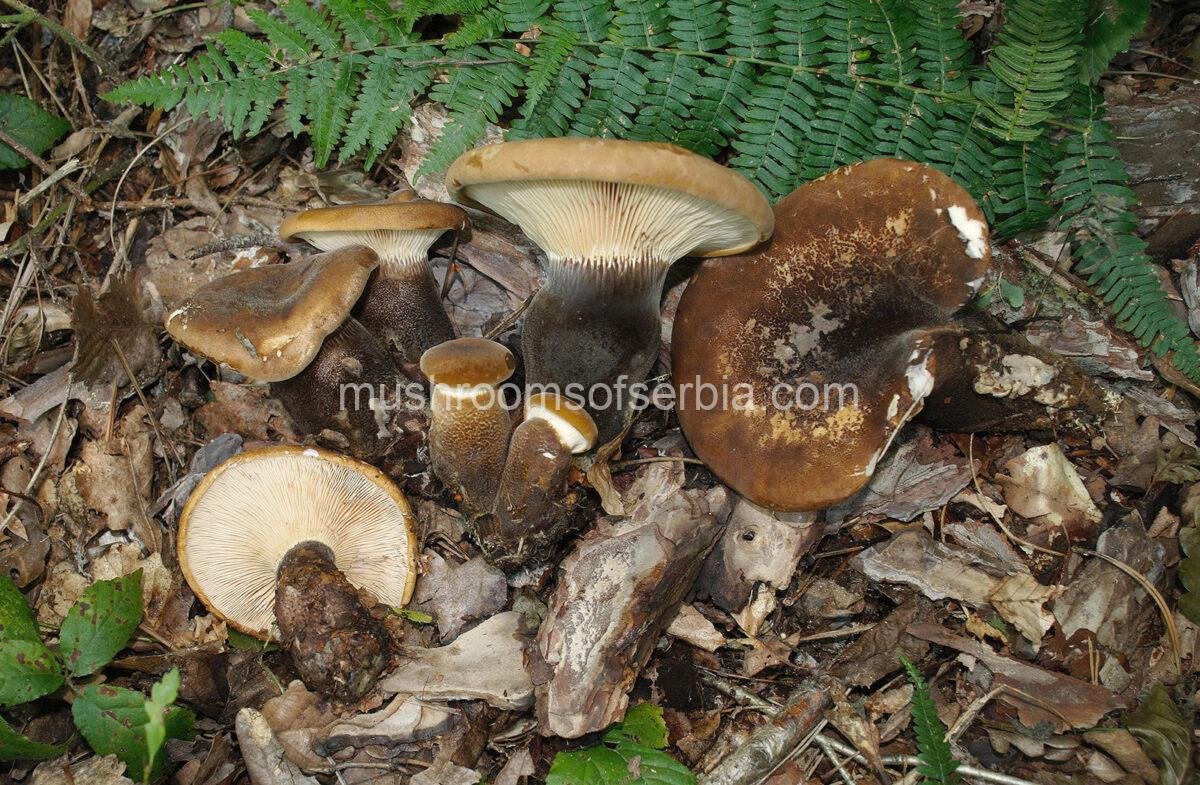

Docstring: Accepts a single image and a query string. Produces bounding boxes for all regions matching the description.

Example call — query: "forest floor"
[1,2,1200,785]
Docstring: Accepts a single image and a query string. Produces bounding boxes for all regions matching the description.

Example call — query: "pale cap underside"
[177,446,417,638]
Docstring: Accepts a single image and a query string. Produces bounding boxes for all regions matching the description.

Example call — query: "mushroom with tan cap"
[178,445,418,700]
[673,158,991,512]
[478,391,598,569]
[165,247,399,458]
[419,337,517,513]
[447,138,773,444]
[280,190,469,363]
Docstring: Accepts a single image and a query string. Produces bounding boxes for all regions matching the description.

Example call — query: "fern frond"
[983,0,1084,141]
[901,655,961,785]
[280,0,342,54]
[1052,88,1200,380]
[912,0,970,92]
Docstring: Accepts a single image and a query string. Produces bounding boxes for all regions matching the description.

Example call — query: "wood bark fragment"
[531,463,731,737]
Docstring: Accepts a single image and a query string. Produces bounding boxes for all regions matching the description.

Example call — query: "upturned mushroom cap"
[279,190,468,274]
[178,446,418,638]
[420,337,516,388]
[446,138,774,266]
[524,392,597,454]
[165,247,378,383]
[673,158,991,511]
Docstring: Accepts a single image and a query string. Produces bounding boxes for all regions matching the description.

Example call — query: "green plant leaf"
[1079,0,1150,84]
[1125,684,1193,785]
[0,94,70,170]
[143,668,181,782]
[547,704,694,785]
[901,654,960,785]
[0,575,41,645]
[73,682,195,782]
[59,570,144,678]
[0,716,65,762]
[604,703,669,748]
[998,278,1025,309]
[0,640,63,706]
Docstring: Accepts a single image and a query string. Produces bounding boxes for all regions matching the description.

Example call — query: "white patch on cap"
[434,382,493,400]
[947,204,988,259]
[526,404,590,453]
[302,448,320,458]
[906,352,935,401]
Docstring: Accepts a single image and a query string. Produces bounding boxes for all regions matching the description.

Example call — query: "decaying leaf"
[235,708,320,785]
[1124,684,1193,785]
[996,443,1101,543]
[987,573,1062,644]
[411,553,508,642]
[71,277,161,392]
[852,528,1021,606]
[830,595,933,687]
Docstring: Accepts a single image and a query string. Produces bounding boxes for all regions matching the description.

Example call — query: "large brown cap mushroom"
[446,138,773,444]
[165,247,378,383]
[419,338,517,513]
[280,191,469,364]
[178,445,417,640]
[165,247,399,458]
[673,158,991,511]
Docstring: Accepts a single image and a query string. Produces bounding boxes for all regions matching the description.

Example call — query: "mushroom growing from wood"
[419,337,517,513]
[477,391,598,569]
[178,445,417,700]
[280,190,469,363]
[165,247,399,458]
[447,138,773,443]
[673,158,991,511]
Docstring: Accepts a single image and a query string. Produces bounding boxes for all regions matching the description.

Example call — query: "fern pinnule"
[901,654,961,785]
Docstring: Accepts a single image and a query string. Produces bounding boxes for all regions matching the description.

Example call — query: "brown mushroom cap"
[420,337,516,388]
[446,138,774,262]
[165,247,377,383]
[524,392,598,454]
[177,445,418,639]
[280,189,467,240]
[673,159,991,511]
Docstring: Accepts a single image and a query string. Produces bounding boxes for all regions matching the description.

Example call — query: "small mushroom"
[447,138,773,443]
[418,337,517,513]
[673,159,991,511]
[478,392,598,569]
[280,190,469,363]
[165,247,399,458]
[178,446,418,700]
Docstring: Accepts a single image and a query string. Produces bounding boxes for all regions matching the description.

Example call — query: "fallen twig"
[1,0,118,76]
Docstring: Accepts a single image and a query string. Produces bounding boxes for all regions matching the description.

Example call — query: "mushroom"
[446,138,773,443]
[280,190,469,363]
[418,337,517,513]
[178,445,417,700]
[672,158,991,511]
[165,247,399,458]
[478,391,598,569]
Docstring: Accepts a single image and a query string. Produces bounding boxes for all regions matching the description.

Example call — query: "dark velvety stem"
[271,318,400,459]
[477,418,573,570]
[356,270,455,364]
[522,267,662,445]
[274,541,389,702]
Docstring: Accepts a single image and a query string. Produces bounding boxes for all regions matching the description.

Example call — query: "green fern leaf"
[1079,0,1150,84]
[614,0,672,48]
[327,0,385,48]
[244,8,313,60]
[307,57,360,166]
[281,0,342,55]
[901,655,961,785]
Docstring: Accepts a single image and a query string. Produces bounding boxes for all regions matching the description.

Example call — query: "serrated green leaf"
[0,640,62,706]
[394,608,434,624]
[59,570,143,678]
[0,717,64,762]
[1079,0,1150,84]
[901,654,960,785]
[73,683,195,782]
[0,575,41,645]
[0,94,70,171]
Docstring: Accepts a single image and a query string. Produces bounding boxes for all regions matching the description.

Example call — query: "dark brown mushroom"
[673,159,992,511]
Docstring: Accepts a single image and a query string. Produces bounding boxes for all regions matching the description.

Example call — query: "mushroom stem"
[274,540,389,702]
[523,265,664,443]
[478,418,574,569]
[270,318,399,459]
[357,270,454,363]
[428,382,513,513]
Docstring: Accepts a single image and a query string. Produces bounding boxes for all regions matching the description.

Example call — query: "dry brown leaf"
[987,572,1062,644]
[997,443,1101,543]
[71,277,161,392]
